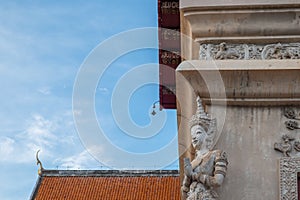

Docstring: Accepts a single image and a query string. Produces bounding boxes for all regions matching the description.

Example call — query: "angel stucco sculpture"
[181,96,228,200]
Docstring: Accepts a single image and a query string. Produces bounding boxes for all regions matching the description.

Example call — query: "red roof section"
[31,170,180,200]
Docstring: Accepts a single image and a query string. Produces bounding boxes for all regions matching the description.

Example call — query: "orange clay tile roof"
[30,170,180,200]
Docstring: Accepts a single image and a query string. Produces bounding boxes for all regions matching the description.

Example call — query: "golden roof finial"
[36,150,44,176]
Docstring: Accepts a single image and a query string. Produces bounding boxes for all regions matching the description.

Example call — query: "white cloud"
[0,136,35,164]
[55,149,100,170]
[0,111,103,171]
[22,114,57,147]
[37,87,51,95]
[0,113,72,164]
[98,87,109,93]
[72,109,82,117]
[0,137,15,160]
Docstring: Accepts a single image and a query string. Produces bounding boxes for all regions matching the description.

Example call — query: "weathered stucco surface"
[214,106,282,199]
[176,60,300,199]
[178,1,300,199]
[179,1,300,60]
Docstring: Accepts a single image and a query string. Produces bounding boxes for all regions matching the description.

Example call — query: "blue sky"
[0,1,178,199]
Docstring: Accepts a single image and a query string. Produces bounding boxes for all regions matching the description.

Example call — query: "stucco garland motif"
[199,42,300,60]
[279,157,300,200]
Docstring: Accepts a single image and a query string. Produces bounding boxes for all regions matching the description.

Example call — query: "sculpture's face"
[191,124,207,150]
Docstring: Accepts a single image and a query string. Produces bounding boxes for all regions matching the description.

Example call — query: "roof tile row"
[33,175,180,200]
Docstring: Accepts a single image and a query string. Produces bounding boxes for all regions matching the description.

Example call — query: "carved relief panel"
[279,157,300,200]
[276,108,300,200]
[199,42,300,60]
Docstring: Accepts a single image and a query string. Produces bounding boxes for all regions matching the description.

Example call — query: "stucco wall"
[214,106,284,199]
[176,60,300,199]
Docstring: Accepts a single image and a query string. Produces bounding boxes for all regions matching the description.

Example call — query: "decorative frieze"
[199,42,300,60]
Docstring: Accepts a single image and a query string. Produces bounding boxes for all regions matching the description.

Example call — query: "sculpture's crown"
[189,96,211,131]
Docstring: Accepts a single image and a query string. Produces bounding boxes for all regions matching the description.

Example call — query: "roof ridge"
[39,169,179,177]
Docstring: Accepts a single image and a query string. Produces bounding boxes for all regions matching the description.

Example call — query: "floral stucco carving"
[284,108,300,130]
[284,108,300,120]
[285,121,300,130]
